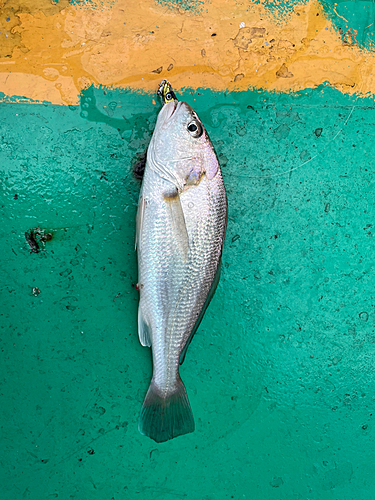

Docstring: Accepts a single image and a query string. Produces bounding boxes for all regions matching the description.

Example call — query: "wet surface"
[2,84,375,498]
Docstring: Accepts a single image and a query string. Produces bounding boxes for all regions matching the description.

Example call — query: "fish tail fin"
[139,377,195,443]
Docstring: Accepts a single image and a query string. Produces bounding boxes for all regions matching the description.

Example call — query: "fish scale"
[136,87,227,443]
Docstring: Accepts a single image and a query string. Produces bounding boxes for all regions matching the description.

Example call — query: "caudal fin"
[139,378,195,443]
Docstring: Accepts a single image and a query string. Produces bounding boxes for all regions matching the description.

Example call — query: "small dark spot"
[167,63,173,71]
[78,458,83,462]
[236,125,246,136]
[59,268,72,277]
[274,235,278,239]
[232,234,240,243]
[270,477,284,488]
[87,448,95,455]
[315,127,323,137]
[324,203,331,213]
[211,33,217,37]
[152,66,163,74]
[164,189,179,201]
[362,424,368,430]
[359,311,369,322]
[41,232,53,242]
[14,194,18,200]
[41,459,49,464]
[6,16,10,22]
[95,405,106,415]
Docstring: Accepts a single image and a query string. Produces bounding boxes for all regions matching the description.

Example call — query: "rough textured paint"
[2,84,375,498]
[2,0,375,497]
[321,0,375,49]
[2,0,375,104]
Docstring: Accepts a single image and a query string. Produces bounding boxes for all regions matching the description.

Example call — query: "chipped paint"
[1,0,375,104]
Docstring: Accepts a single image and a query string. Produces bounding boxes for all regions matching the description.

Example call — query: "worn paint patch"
[1,0,375,104]
[155,0,205,12]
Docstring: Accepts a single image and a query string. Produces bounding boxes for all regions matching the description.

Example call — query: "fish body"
[136,96,227,442]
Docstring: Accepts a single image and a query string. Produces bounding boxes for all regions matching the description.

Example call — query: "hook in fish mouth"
[158,79,178,105]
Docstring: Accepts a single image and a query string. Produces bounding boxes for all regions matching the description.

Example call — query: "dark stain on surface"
[233,27,266,50]
[25,228,54,253]
[0,0,71,58]
[25,229,41,253]
[133,151,147,180]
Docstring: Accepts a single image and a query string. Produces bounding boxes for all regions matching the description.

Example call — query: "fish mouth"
[163,100,182,123]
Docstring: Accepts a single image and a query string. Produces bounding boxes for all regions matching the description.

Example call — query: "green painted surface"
[321,0,375,49]
[254,0,375,50]
[2,84,375,498]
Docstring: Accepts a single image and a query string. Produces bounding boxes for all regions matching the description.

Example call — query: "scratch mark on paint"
[333,3,348,24]
[231,104,356,180]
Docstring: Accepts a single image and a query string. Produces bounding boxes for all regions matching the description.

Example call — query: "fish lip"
[163,100,182,123]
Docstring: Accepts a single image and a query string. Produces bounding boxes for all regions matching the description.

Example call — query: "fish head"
[148,100,219,187]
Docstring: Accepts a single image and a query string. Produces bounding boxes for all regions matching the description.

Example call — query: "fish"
[136,80,227,443]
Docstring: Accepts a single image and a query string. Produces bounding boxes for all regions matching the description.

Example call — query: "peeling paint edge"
[0,80,373,108]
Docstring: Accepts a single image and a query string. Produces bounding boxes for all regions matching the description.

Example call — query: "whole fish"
[136,80,227,442]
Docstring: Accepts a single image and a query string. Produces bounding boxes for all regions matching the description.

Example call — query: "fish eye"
[165,92,172,101]
[187,120,203,138]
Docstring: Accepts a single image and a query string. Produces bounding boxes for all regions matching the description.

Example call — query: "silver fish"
[136,81,227,442]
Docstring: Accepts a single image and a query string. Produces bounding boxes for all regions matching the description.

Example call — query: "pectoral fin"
[138,306,151,347]
[165,191,189,261]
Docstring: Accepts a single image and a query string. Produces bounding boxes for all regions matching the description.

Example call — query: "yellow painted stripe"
[0,0,373,104]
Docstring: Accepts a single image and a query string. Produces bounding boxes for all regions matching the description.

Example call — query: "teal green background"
[1,84,375,498]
